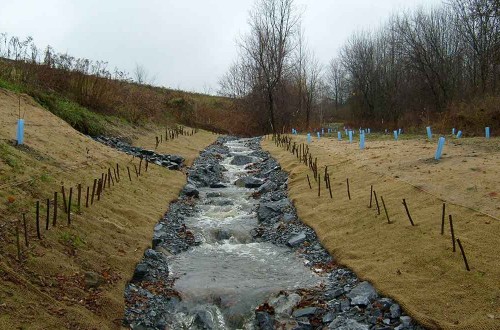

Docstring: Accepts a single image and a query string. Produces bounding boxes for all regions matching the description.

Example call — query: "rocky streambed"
[94,136,184,170]
[123,137,423,330]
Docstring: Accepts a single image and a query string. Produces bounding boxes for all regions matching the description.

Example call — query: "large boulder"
[169,155,184,165]
[230,155,256,166]
[347,281,378,306]
[182,184,199,198]
[287,232,307,247]
[257,199,291,222]
[234,176,264,188]
[257,180,278,194]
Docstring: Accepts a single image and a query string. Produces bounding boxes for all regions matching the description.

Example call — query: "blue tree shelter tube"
[17,119,24,145]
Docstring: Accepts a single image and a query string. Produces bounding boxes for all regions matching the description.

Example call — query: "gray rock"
[169,155,184,164]
[256,311,274,330]
[257,180,278,194]
[400,316,412,327]
[347,282,378,306]
[328,317,370,330]
[193,309,215,329]
[269,293,301,315]
[131,263,149,282]
[287,232,307,247]
[257,199,291,222]
[84,271,105,289]
[144,249,160,260]
[292,307,319,318]
[210,182,227,188]
[378,297,394,309]
[390,303,401,318]
[230,155,255,165]
[340,300,351,312]
[322,312,335,323]
[234,176,264,188]
[182,184,199,198]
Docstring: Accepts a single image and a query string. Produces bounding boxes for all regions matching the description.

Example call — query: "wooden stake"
[53,192,58,226]
[134,164,139,178]
[369,185,373,208]
[318,173,321,197]
[402,199,415,226]
[449,214,456,252]
[102,173,105,190]
[381,196,390,223]
[456,238,470,271]
[91,179,97,205]
[113,168,119,182]
[145,159,149,172]
[127,166,132,181]
[35,201,41,239]
[67,187,72,225]
[327,174,333,199]
[23,213,29,247]
[441,203,446,235]
[61,186,68,213]
[116,163,120,180]
[306,174,312,189]
[346,178,351,200]
[139,158,143,176]
[77,184,82,211]
[86,186,90,208]
[45,198,50,230]
[97,179,102,201]
[16,220,21,261]
[109,168,114,186]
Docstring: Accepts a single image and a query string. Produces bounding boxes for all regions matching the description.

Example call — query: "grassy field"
[0,88,218,329]
[262,132,500,330]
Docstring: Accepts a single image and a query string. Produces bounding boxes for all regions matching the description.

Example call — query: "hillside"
[0,88,218,329]
[263,133,500,329]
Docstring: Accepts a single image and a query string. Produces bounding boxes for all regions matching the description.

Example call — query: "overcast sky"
[0,0,442,93]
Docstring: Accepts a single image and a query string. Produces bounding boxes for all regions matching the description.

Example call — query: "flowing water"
[167,139,321,329]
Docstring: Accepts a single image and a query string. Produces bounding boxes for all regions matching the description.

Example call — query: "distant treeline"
[220,0,500,135]
[0,34,247,135]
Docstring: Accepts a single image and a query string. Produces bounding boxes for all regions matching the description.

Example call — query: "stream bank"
[123,137,422,330]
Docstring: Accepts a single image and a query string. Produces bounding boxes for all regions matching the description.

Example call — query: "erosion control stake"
[53,192,58,226]
[346,178,351,200]
[456,238,470,271]
[402,199,415,226]
[441,203,446,235]
[449,214,456,252]
[306,174,312,189]
[45,198,50,230]
[374,190,380,215]
[318,174,321,197]
[22,213,28,247]
[369,185,373,208]
[381,196,391,224]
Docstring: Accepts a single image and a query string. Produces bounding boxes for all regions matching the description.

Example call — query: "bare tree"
[451,0,500,93]
[240,0,301,133]
[134,63,156,85]
[326,58,347,112]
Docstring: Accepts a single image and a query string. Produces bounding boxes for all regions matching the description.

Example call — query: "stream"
[124,137,422,330]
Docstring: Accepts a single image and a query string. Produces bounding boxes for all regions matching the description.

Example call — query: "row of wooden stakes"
[155,126,198,149]
[272,133,471,272]
[13,157,151,262]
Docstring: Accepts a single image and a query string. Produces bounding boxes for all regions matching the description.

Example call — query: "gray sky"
[0,0,441,93]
